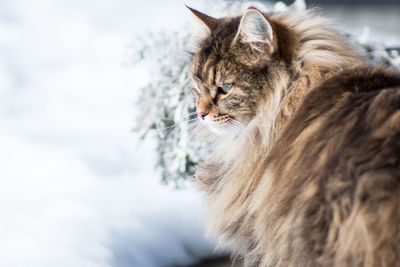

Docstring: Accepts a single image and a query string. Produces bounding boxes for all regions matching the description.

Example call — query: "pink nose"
[197,111,208,120]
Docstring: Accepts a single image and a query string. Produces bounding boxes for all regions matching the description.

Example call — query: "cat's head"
[188,6,296,135]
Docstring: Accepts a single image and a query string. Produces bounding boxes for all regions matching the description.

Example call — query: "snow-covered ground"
[0,0,219,266]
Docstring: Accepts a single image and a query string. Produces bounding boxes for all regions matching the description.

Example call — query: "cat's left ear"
[186,5,219,32]
[234,8,274,54]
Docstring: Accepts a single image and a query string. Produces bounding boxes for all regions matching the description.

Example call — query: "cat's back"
[262,66,400,266]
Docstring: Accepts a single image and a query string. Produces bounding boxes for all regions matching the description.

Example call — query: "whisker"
[232,125,243,136]
[228,124,241,136]
[178,111,198,120]
[229,119,244,128]
[159,111,197,123]
[229,119,245,128]
[227,119,246,137]
[169,118,198,132]
[157,115,199,136]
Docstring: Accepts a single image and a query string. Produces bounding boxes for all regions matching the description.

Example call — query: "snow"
[0,0,218,266]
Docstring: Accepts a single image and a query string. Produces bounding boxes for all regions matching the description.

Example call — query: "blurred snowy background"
[0,0,399,267]
[0,1,220,266]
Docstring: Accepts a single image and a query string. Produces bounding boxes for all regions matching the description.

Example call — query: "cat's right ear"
[233,8,275,59]
[234,8,274,51]
[186,5,218,32]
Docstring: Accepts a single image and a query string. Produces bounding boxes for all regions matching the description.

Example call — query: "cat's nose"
[197,111,208,120]
[197,97,211,120]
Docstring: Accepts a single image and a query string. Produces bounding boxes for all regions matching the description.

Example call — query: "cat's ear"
[186,5,218,32]
[234,8,274,54]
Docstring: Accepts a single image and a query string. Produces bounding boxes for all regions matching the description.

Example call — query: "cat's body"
[188,7,400,267]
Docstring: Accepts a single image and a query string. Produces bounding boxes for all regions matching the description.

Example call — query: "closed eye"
[217,83,233,94]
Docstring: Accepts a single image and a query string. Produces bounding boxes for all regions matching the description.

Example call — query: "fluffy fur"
[188,7,400,267]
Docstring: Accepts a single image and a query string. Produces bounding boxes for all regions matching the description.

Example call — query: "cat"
[187,5,400,267]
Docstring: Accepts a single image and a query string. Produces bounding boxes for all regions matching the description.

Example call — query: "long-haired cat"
[187,5,400,267]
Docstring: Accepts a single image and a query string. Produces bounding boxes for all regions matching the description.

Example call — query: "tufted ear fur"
[233,8,274,55]
[186,5,219,32]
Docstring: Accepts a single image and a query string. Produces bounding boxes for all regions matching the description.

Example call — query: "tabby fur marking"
[188,6,400,267]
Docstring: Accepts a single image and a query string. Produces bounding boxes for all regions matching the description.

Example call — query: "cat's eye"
[219,83,233,94]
